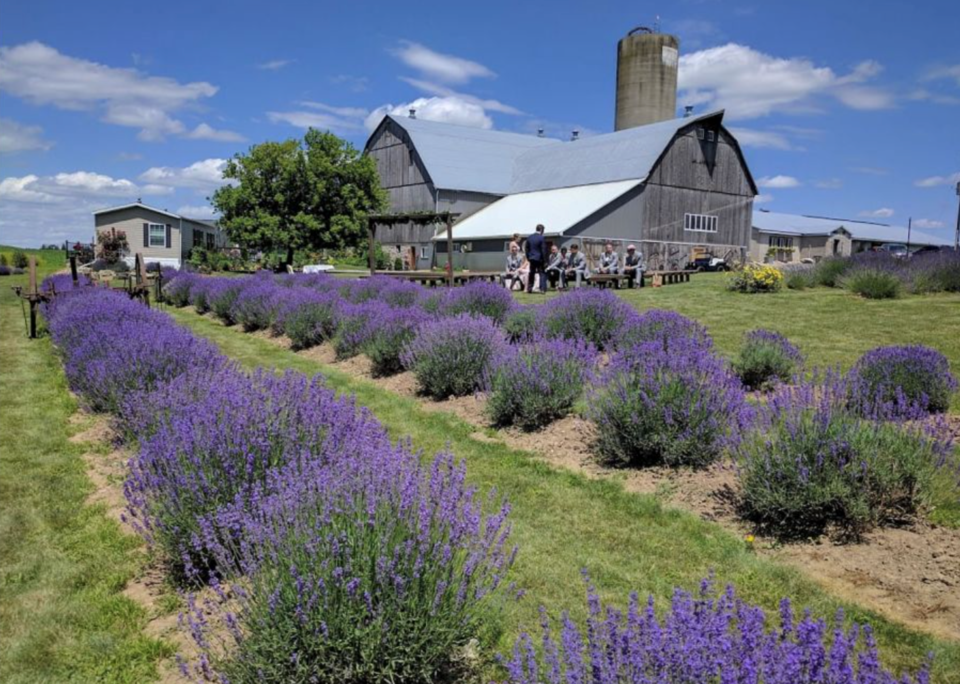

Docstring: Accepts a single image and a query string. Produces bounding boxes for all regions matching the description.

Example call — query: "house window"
[697,127,705,140]
[148,223,166,247]
[707,130,716,142]
[684,213,718,233]
[206,232,215,250]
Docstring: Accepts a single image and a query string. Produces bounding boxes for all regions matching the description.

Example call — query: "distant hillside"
[0,246,66,278]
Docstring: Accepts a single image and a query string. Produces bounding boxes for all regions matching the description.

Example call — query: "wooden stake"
[369,218,376,277]
[70,255,79,287]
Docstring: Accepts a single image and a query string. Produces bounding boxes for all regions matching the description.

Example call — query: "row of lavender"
[39,274,938,682]
[165,271,958,540]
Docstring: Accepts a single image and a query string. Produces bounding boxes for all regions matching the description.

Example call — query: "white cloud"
[267,109,365,133]
[391,41,495,84]
[0,118,53,153]
[297,101,370,118]
[329,74,369,93]
[907,88,960,105]
[914,171,960,188]
[757,175,801,189]
[0,42,220,141]
[364,96,492,131]
[859,207,894,218]
[0,175,58,203]
[257,59,294,71]
[728,127,793,150]
[0,170,171,205]
[912,219,944,229]
[754,194,774,204]
[185,123,247,142]
[678,44,893,119]
[814,178,843,189]
[400,77,522,115]
[922,64,960,87]
[139,158,230,191]
[177,204,218,218]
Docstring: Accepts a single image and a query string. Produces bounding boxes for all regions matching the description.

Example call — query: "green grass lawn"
[169,305,960,683]
[0,276,172,683]
[0,246,67,280]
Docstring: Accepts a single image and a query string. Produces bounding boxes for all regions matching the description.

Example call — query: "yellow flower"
[744,534,755,544]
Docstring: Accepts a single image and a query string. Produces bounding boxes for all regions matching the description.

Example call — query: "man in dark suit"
[524,223,547,294]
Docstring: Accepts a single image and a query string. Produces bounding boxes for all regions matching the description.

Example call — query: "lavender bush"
[733,329,804,391]
[363,305,433,376]
[540,289,635,351]
[737,379,953,539]
[276,289,341,349]
[503,306,543,344]
[589,340,750,467]
[402,314,507,399]
[444,280,516,324]
[847,345,957,417]
[162,272,196,307]
[379,277,426,308]
[207,278,246,325]
[333,300,388,359]
[503,574,931,684]
[181,451,515,683]
[614,309,712,353]
[486,337,597,431]
[909,249,960,293]
[188,278,214,313]
[233,278,284,332]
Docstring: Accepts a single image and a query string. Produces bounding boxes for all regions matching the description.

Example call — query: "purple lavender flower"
[443,280,516,324]
[847,345,957,417]
[275,288,341,349]
[539,289,636,351]
[363,305,434,376]
[614,309,713,353]
[733,329,804,391]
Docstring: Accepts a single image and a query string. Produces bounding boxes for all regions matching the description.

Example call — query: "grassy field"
[0,246,66,278]
[0,275,172,683]
[169,304,960,682]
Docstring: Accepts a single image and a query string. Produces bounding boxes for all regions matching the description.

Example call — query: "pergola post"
[368,217,376,277]
[446,215,454,287]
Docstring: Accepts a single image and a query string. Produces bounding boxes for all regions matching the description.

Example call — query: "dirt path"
[249,335,960,642]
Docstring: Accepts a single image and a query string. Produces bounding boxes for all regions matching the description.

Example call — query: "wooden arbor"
[366,211,460,287]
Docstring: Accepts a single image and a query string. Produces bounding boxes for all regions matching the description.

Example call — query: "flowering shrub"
[379,277,425,308]
[840,265,903,299]
[182,451,515,684]
[233,278,284,332]
[614,309,712,352]
[162,272,196,307]
[727,263,784,293]
[207,278,246,325]
[737,380,952,538]
[539,288,634,351]
[402,314,506,399]
[503,574,931,684]
[333,300,387,359]
[814,257,853,287]
[486,338,597,431]
[188,278,213,313]
[733,329,803,391]
[780,263,817,290]
[847,345,957,417]
[363,306,432,376]
[503,306,543,343]
[275,289,341,349]
[589,340,750,467]
[909,249,960,293]
[444,280,515,324]
[126,369,389,581]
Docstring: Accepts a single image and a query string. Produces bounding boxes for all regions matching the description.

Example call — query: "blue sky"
[1,0,959,247]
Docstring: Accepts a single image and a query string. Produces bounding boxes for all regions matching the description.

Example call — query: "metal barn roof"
[385,115,560,195]
[510,111,724,193]
[753,211,952,247]
[432,179,643,241]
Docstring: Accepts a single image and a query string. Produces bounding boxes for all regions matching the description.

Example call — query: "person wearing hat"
[564,243,588,287]
[623,244,644,288]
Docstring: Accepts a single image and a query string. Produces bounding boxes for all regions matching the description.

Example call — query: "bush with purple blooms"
[363,305,433,377]
[733,329,804,391]
[378,277,425,308]
[847,345,957,417]
[503,574,931,684]
[486,337,597,431]
[162,272,196,307]
[402,314,507,399]
[276,288,341,349]
[232,278,284,332]
[613,308,712,353]
[188,277,213,313]
[840,257,904,299]
[589,340,750,467]
[737,379,953,539]
[539,288,635,351]
[126,369,389,581]
[444,280,515,324]
[333,300,388,359]
[182,451,515,684]
[207,278,246,325]
[503,306,543,344]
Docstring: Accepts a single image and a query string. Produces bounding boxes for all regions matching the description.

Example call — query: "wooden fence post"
[70,255,78,287]
[28,257,38,339]
[446,216,454,287]
[369,218,376,277]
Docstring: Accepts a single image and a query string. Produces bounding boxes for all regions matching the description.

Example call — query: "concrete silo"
[614,28,679,130]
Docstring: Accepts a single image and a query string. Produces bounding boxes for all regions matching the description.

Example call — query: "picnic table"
[373,270,501,287]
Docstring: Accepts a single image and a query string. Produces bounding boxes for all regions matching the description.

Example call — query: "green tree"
[212,129,386,266]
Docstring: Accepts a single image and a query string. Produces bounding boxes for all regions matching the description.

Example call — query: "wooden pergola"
[366,211,461,287]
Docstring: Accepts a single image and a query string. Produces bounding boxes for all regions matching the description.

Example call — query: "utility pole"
[955,181,960,252]
[906,217,912,253]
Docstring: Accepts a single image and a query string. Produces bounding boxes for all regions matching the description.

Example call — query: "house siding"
[95,207,182,261]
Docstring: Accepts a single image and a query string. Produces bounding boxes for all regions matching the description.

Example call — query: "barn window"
[684,213,718,233]
[707,130,715,142]
[148,223,166,247]
[697,128,705,140]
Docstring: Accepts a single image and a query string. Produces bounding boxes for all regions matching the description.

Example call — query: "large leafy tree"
[212,128,386,264]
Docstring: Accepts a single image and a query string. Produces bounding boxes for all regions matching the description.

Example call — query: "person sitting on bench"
[564,243,588,287]
[545,244,566,290]
[623,244,643,288]
[502,243,525,290]
[597,242,620,275]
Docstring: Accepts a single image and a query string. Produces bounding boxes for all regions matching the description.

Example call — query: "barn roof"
[510,110,727,193]
[753,211,952,247]
[378,115,560,195]
[431,179,643,241]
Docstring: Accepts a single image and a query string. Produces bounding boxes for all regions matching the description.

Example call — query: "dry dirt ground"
[250,335,960,642]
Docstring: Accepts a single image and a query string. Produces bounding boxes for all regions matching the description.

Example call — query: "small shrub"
[0,265,10,276]
[732,329,803,391]
[486,337,597,431]
[539,288,634,351]
[378,277,424,308]
[614,309,712,352]
[909,249,960,293]
[504,574,932,684]
[726,263,783,293]
[363,306,432,377]
[737,381,952,538]
[841,268,902,299]
[589,339,750,467]
[444,280,515,324]
[162,273,195,307]
[189,279,212,313]
[332,300,385,359]
[207,279,245,325]
[12,249,29,269]
[277,290,340,350]
[815,256,852,287]
[402,314,506,399]
[847,345,957,417]
[502,306,543,343]
[233,279,284,332]
[781,264,817,290]
[0,253,8,266]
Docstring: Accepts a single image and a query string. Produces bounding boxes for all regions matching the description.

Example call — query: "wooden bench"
[646,270,695,285]
[586,272,644,289]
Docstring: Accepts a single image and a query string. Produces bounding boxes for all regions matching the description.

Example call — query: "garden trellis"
[366,211,459,286]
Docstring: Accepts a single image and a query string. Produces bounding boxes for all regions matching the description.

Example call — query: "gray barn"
[364,110,756,272]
